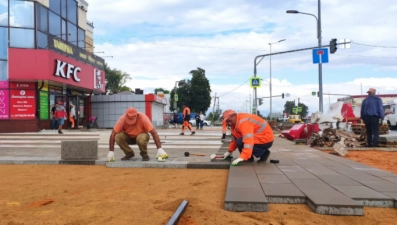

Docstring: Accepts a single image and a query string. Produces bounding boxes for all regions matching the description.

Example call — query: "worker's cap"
[222,109,237,123]
[125,107,138,125]
[367,88,376,93]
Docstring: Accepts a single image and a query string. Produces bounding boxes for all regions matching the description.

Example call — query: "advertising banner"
[10,82,35,90]
[10,89,36,119]
[40,91,49,120]
[0,81,8,89]
[0,89,9,119]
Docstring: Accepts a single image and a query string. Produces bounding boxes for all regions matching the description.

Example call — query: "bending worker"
[180,104,195,135]
[107,107,168,162]
[222,109,274,166]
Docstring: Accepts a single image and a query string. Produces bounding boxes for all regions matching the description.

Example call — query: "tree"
[105,63,132,94]
[283,101,309,117]
[154,88,170,94]
[284,101,296,115]
[297,102,309,117]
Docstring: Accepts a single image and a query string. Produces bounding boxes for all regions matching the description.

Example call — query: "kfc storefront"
[0,43,105,133]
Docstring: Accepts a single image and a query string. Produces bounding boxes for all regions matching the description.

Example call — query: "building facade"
[0,0,105,132]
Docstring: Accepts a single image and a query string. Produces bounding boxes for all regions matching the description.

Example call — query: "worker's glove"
[221,133,226,139]
[156,148,168,159]
[223,151,231,159]
[107,151,115,162]
[231,158,244,166]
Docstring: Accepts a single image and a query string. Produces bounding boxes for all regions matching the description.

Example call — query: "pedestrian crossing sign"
[250,77,261,88]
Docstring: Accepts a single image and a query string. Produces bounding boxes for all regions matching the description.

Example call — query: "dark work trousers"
[235,137,273,158]
[363,115,380,147]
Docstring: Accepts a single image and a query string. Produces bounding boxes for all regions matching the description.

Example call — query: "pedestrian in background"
[69,103,76,129]
[199,111,205,130]
[195,112,201,130]
[54,102,67,134]
[180,104,195,135]
[51,103,58,130]
[360,88,385,147]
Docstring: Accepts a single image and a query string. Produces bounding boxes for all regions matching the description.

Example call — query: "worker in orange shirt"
[107,107,168,162]
[180,103,195,135]
[222,109,274,166]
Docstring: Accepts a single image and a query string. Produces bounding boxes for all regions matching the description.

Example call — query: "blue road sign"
[312,48,329,64]
[250,77,261,88]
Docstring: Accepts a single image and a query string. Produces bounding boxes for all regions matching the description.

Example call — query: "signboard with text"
[0,89,9,119]
[10,82,35,89]
[40,91,49,120]
[10,89,36,119]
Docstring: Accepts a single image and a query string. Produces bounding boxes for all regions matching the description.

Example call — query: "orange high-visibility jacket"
[183,107,191,119]
[228,113,274,160]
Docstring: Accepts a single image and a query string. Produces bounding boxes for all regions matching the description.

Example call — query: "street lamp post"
[173,81,179,112]
[287,0,323,112]
[269,39,285,119]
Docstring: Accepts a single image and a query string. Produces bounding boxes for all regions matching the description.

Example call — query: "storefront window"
[49,0,60,15]
[0,60,7,80]
[37,31,48,49]
[67,21,77,45]
[0,27,7,60]
[61,0,67,18]
[37,5,48,32]
[10,0,34,28]
[0,0,8,26]
[10,28,34,48]
[49,11,61,37]
[78,28,85,49]
[67,0,77,25]
[61,19,67,41]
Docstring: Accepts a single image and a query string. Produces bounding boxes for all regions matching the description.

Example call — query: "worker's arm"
[149,128,162,149]
[109,130,117,151]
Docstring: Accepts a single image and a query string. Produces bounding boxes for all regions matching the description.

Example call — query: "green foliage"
[283,101,309,117]
[169,68,211,113]
[105,63,132,94]
[297,102,309,117]
[284,101,296,115]
[154,88,170,94]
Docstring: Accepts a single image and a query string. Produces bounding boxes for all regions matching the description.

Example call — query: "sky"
[86,0,397,116]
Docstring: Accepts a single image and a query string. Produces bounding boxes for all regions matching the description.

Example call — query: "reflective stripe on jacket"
[228,113,274,160]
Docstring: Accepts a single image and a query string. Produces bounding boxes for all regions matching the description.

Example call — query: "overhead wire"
[217,78,250,98]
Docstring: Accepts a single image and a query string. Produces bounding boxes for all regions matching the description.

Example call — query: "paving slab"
[381,192,397,208]
[292,179,364,215]
[260,183,306,204]
[257,174,291,184]
[332,185,394,207]
[224,188,268,212]
[380,176,397,185]
[360,180,397,192]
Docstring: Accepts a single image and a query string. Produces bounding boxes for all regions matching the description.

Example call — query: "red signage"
[10,89,36,119]
[10,82,35,89]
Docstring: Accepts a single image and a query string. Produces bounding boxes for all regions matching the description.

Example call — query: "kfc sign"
[54,60,81,82]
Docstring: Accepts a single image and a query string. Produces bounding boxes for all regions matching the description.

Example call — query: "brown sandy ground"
[0,164,397,225]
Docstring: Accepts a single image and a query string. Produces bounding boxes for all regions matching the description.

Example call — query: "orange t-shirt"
[113,112,154,138]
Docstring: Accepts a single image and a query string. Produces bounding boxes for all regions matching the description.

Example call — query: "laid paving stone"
[356,168,397,177]
[360,180,397,192]
[253,163,284,175]
[339,173,385,182]
[257,174,291,184]
[224,188,268,212]
[317,175,362,186]
[332,185,394,207]
[380,176,397,185]
[61,141,98,160]
[260,183,306,204]
[106,161,188,168]
[381,192,397,208]
[186,162,230,169]
[292,179,364,215]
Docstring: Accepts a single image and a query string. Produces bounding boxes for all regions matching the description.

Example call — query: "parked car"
[189,118,212,126]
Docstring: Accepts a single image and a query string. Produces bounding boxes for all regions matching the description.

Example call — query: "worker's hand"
[231,158,244,166]
[223,151,231,159]
[157,148,168,159]
[221,133,226,139]
[107,151,115,162]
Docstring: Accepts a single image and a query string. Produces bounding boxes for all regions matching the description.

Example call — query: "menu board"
[40,91,49,120]
[10,89,36,119]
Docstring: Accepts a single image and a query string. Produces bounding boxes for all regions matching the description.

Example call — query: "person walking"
[199,111,205,130]
[54,102,67,134]
[180,104,195,135]
[69,103,76,129]
[221,109,274,166]
[51,103,58,130]
[195,112,201,130]
[360,88,385,147]
[107,107,168,162]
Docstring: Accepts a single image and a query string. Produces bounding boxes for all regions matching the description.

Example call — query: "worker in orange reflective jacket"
[222,109,274,166]
[221,121,227,139]
[180,103,195,135]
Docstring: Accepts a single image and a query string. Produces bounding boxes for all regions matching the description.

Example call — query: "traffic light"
[282,93,285,99]
[330,38,337,54]
[258,99,263,106]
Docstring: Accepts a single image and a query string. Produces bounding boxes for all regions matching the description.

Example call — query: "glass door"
[77,97,85,128]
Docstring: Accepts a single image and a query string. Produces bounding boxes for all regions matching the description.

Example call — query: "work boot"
[179,133,184,135]
[247,156,254,162]
[221,134,226,139]
[191,131,195,135]
[121,152,134,160]
[58,130,63,134]
[142,155,150,161]
[257,150,271,163]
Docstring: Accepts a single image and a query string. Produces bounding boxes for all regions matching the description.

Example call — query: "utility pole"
[212,93,217,114]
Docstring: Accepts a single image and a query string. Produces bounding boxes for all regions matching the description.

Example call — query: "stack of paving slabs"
[352,124,389,136]
[379,136,397,148]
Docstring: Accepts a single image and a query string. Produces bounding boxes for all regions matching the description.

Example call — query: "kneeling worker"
[107,107,168,162]
[222,110,274,166]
